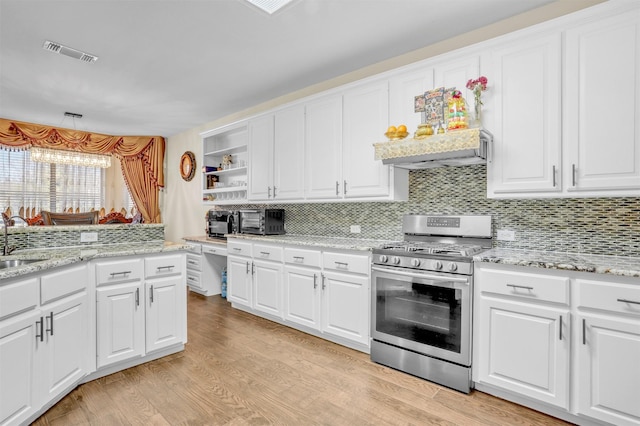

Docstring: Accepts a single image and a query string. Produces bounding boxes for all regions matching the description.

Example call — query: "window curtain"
[0,118,165,223]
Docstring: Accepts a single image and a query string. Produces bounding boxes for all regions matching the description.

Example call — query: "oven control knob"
[379,255,388,263]
[433,260,443,270]
[448,262,458,272]
[411,259,421,267]
[391,256,401,265]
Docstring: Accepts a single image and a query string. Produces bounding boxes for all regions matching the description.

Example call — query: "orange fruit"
[386,126,397,133]
[397,124,407,133]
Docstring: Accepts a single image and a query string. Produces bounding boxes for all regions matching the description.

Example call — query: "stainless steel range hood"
[373,128,493,170]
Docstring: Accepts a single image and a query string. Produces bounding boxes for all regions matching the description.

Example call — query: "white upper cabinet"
[564,7,640,194]
[305,94,344,199]
[342,80,392,198]
[273,105,305,200]
[247,114,274,201]
[486,33,562,196]
[434,54,480,100]
[389,65,434,134]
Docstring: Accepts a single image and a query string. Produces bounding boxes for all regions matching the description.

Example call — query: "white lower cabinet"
[475,263,640,425]
[96,254,186,369]
[227,239,371,351]
[0,309,41,426]
[575,279,640,426]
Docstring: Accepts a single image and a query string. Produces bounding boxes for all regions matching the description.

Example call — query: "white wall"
[162,0,603,243]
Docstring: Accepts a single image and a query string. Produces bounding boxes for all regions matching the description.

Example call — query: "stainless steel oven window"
[371,266,471,366]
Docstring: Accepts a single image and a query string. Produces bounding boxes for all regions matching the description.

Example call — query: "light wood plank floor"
[33,292,573,425]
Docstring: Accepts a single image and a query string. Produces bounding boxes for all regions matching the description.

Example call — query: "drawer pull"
[334,261,348,267]
[293,256,304,262]
[506,284,534,291]
[233,247,242,251]
[617,298,640,306]
[188,260,198,265]
[260,251,270,256]
[110,271,131,277]
[36,317,44,342]
[156,265,174,271]
[582,318,586,345]
[558,315,563,341]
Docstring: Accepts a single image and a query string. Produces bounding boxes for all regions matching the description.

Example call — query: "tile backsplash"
[232,165,640,256]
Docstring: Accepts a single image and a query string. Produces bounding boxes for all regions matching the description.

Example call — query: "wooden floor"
[33,292,572,425]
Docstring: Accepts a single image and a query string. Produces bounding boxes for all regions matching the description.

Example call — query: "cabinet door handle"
[321,273,326,290]
[246,261,250,274]
[313,273,317,289]
[335,181,339,196]
[506,283,534,291]
[156,265,174,271]
[343,180,347,195]
[552,165,556,187]
[251,262,255,275]
[558,315,563,341]
[268,186,271,198]
[45,312,54,336]
[135,288,140,307]
[36,316,44,342]
[110,271,131,277]
[150,285,154,303]
[273,186,277,198]
[617,298,640,305]
[582,318,586,345]
[572,164,577,187]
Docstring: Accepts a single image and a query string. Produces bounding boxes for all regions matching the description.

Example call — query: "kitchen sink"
[0,258,45,269]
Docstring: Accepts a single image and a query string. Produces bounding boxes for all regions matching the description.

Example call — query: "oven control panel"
[373,254,472,275]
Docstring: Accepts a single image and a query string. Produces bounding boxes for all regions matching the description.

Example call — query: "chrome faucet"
[2,212,17,256]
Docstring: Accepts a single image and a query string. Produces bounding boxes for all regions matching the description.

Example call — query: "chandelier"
[30,147,112,168]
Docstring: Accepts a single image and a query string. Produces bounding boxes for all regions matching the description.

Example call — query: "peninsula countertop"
[474,248,640,278]
[0,240,189,281]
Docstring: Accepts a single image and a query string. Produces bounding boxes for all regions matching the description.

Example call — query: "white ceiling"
[1,0,571,138]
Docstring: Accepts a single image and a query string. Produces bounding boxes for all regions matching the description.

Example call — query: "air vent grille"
[42,40,98,63]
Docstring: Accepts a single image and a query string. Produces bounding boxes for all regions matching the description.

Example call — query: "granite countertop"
[0,240,189,281]
[225,233,392,251]
[474,248,640,278]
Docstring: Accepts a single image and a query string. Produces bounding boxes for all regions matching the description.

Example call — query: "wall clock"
[180,151,196,181]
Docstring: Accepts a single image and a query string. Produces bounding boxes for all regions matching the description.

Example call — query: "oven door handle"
[371,266,469,283]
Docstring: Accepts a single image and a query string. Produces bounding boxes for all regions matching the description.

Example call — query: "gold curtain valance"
[0,118,165,223]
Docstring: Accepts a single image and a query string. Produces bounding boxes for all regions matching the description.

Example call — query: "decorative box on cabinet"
[201,122,249,205]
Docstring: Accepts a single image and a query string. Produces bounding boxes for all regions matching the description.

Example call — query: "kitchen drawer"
[145,254,183,278]
[202,244,228,256]
[95,258,143,286]
[186,253,202,271]
[322,251,370,275]
[252,244,283,262]
[477,267,569,305]
[0,276,38,320]
[41,263,87,304]
[227,239,252,257]
[186,270,202,289]
[284,247,321,268]
[577,279,640,316]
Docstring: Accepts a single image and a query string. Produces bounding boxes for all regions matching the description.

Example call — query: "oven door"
[371,264,472,366]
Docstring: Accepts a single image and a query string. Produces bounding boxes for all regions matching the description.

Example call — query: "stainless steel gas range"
[370,214,492,393]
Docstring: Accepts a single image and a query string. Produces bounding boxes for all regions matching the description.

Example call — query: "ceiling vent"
[42,40,98,63]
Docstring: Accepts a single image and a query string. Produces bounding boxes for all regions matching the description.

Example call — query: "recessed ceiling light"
[42,40,98,63]
[245,0,294,14]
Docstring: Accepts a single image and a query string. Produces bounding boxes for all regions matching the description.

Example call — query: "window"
[0,148,105,219]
